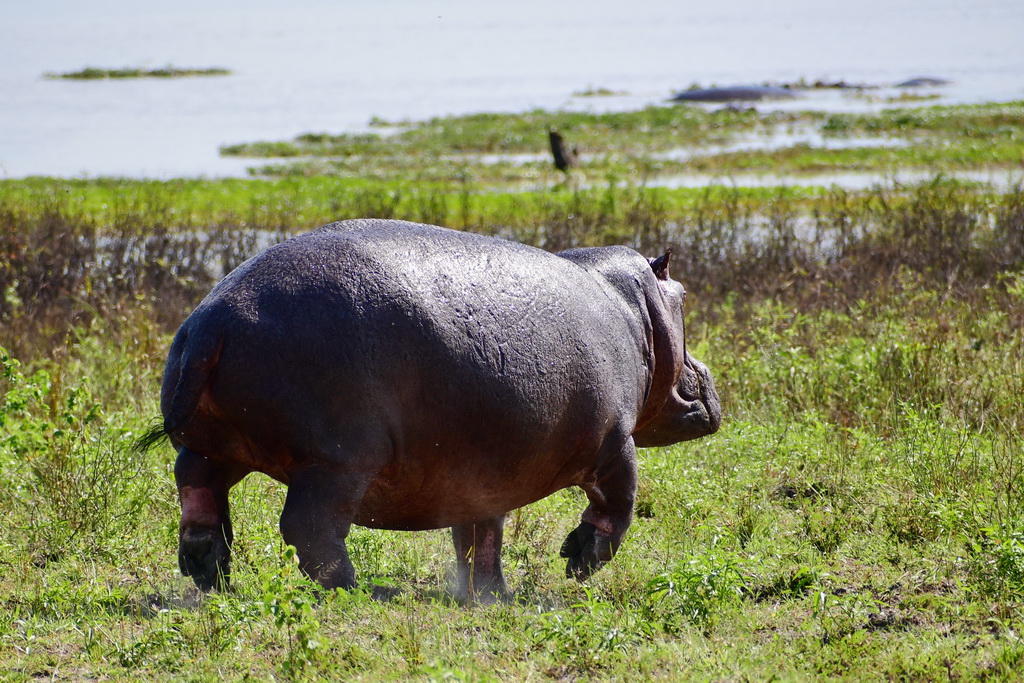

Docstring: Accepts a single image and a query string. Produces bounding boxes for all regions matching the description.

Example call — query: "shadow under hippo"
[140,219,721,603]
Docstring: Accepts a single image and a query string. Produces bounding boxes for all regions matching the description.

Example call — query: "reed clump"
[3,180,1023,358]
[0,197,274,362]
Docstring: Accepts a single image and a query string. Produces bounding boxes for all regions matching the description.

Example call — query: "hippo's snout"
[689,356,721,435]
[670,355,721,439]
[633,353,721,448]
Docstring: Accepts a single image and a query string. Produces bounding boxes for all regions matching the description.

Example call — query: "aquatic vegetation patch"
[685,138,1024,174]
[221,101,1024,186]
[45,66,232,80]
[821,100,1024,137]
[572,86,629,97]
[221,105,764,162]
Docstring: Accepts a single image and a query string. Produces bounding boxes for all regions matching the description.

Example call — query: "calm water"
[2,0,1023,179]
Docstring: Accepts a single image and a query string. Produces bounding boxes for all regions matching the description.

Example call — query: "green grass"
[0,174,823,249]
[218,100,1024,186]
[221,105,769,185]
[821,101,1024,137]
[3,118,1024,678]
[222,106,764,157]
[45,66,232,80]
[687,138,1024,174]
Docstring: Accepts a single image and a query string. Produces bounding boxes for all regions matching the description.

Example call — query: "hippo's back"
[199,219,623,388]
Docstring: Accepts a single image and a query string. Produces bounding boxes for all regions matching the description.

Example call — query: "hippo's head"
[633,251,721,448]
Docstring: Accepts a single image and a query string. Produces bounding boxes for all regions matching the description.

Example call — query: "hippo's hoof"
[559,522,608,580]
[179,528,231,591]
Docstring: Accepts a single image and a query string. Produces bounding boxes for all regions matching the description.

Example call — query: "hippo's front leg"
[560,436,638,580]
[451,515,510,604]
[175,448,251,590]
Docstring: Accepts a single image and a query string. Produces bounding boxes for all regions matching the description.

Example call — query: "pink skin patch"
[581,509,616,536]
[472,528,501,568]
[179,486,223,528]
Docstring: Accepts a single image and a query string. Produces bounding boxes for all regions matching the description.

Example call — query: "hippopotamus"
[143,219,721,601]
[895,77,951,88]
[670,85,797,103]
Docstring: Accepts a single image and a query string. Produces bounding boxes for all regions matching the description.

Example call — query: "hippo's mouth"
[633,358,721,448]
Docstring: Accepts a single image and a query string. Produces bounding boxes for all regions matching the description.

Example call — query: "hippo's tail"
[135,320,224,453]
[135,418,169,452]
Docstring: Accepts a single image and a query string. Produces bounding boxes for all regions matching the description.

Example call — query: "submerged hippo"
[895,77,951,88]
[142,219,721,601]
[670,85,797,103]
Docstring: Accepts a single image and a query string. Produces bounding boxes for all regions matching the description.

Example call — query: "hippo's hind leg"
[451,516,510,604]
[279,467,371,590]
[561,435,638,580]
[175,448,251,591]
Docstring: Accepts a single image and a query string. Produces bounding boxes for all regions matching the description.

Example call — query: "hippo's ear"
[649,249,672,281]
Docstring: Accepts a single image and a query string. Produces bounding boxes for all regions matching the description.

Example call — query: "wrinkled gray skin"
[160,219,721,602]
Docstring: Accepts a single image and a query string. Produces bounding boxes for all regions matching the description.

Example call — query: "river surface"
[2,0,1023,180]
